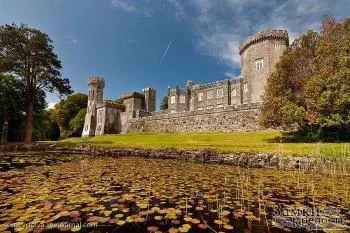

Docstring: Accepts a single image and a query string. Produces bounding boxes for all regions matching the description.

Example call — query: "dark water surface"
[0,152,349,233]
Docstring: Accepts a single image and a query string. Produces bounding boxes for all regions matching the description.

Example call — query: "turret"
[239,29,289,104]
[142,87,156,112]
[82,76,105,137]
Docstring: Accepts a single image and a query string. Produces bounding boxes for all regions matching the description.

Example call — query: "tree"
[260,30,319,128]
[33,109,60,141]
[0,75,47,143]
[69,108,87,137]
[0,75,25,144]
[160,96,168,110]
[0,24,72,143]
[51,93,88,138]
[260,16,350,141]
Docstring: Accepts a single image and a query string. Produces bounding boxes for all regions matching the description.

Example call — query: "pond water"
[0,153,349,233]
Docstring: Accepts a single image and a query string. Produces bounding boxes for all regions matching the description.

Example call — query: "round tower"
[82,76,105,137]
[239,29,289,104]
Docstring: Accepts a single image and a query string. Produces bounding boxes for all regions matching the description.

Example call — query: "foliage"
[260,17,350,141]
[59,131,350,158]
[33,109,60,141]
[0,23,72,143]
[113,97,124,105]
[51,93,88,138]
[0,75,26,143]
[69,108,87,137]
[160,95,168,110]
[0,75,51,142]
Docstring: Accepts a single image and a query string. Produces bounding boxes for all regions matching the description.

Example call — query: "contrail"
[158,40,172,67]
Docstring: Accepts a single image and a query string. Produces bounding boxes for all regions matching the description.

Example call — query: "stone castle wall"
[82,29,289,137]
[240,29,289,104]
[126,104,263,133]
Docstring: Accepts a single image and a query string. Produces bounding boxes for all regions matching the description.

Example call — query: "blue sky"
[0,0,348,109]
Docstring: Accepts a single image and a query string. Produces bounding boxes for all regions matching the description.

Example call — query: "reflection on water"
[0,153,349,233]
[0,152,80,172]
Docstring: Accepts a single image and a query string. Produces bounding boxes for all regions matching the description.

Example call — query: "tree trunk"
[1,110,9,145]
[24,86,35,144]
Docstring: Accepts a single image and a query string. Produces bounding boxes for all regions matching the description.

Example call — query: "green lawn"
[58,130,350,158]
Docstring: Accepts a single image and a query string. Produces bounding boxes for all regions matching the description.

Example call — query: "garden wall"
[126,104,263,133]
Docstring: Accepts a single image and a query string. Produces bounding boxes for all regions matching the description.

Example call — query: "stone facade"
[127,104,262,133]
[82,29,289,136]
[240,29,289,104]
[167,29,289,112]
[82,77,156,136]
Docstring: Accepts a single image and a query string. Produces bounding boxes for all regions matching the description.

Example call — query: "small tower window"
[180,95,186,103]
[198,92,203,101]
[207,90,214,100]
[255,58,264,70]
[217,88,223,98]
[244,83,248,93]
[170,96,176,104]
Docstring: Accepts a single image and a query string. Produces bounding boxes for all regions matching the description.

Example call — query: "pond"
[0,153,349,233]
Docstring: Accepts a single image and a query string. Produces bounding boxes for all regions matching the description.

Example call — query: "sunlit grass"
[58,130,350,157]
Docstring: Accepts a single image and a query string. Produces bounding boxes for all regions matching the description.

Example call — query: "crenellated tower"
[142,87,156,112]
[82,76,105,137]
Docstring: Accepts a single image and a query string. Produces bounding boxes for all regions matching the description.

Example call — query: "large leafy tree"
[33,109,60,141]
[261,17,350,141]
[260,30,319,128]
[0,24,72,143]
[0,75,48,143]
[0,75,25,144]
[51,93,88,138]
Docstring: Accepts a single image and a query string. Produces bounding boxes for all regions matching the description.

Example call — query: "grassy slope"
[59,130,350,157]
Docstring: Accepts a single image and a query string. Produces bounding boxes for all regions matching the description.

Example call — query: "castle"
[82,29,289,136]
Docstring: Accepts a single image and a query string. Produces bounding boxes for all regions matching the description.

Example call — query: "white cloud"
[224,72,240,79]
[167,0,349,68]
[111,0,153,17]
[110,0,349,68]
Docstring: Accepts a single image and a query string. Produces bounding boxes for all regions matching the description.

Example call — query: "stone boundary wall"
[127,104,263,133]
[2,144,349,173]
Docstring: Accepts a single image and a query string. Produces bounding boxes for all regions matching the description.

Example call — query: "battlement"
[239,29,289,55]
[194,79,230,88]
[88,76,105,87]
[142,87,155,92]
[123,91,144,100]
[97,101,125,110]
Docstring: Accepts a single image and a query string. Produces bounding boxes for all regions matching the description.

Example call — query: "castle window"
[207,90,214,100]
[98,109,104,124]
[255,58,264,70]
[244,83,248,93]
[170,95,176,104]
[198,92,203,101]
[180,95,186,103]
[216,88,223,98]
[275,43,283,50]
[232,89,237,97]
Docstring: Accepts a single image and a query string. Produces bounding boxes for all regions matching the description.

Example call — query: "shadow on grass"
[267,131,318,143]
[267,130,350,144]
